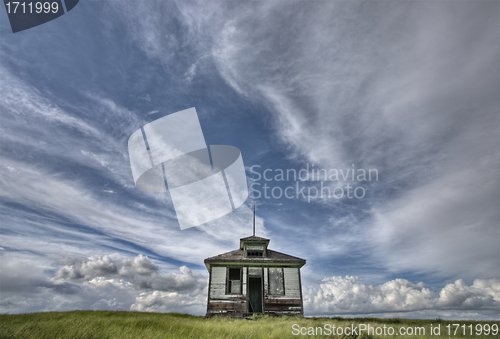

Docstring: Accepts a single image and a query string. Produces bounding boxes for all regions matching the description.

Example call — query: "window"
[245,245,265,258]
[247,251,263,257]
[227,268,241,294]
[268,267,284,295]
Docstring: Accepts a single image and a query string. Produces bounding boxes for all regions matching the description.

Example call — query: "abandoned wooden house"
[204,212,306,317]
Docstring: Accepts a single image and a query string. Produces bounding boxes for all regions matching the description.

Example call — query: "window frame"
[226,267,242,295]
[268,267,285,296]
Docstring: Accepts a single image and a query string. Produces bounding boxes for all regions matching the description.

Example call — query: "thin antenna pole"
[253,205,255,236]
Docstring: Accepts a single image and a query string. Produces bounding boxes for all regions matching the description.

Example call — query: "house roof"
[204,248,306,266]
[239,235,270,249]
[240,235,270,242]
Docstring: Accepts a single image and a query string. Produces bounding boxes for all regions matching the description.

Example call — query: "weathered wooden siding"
[207,298,246,315]
[209,266,226,299]
[248,267,262,277]
[263,267,302,315]
[263,266,268,295]
[264,298,302,315]
[284,267,301,299]
[208,267,248,316]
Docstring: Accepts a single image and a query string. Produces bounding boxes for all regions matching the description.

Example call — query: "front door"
[248,277,263,313]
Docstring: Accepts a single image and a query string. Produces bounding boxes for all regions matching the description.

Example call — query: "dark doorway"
[248,277,263,313]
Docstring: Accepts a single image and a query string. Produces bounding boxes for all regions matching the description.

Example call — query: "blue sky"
[0,1,498,319]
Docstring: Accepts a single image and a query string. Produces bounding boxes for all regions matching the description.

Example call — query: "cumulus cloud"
[130,290,207,314]
[56,255,156,281]
[304,276,500,316]
[54,255,207,293]
[0,253,208,315]
[437,279,500,310]
[2,253,499,318]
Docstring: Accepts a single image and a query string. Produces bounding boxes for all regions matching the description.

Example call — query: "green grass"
[0,311,498,339]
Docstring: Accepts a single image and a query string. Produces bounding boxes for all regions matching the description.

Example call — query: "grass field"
[0,311,498,339]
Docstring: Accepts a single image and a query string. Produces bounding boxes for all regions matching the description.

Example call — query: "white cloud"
[0,62,263,263]
[130,290,206,314]
[0,67,101,138]
[2,253,497,318]
[54,255,207,294]
[0,253,207,315]
[371,163,499,280]
[437,279,500,310]
[304,276,500,316]
[0,150,258,266]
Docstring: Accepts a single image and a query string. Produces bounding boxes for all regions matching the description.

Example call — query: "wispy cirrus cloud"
[0,155,258,265]
[0,62,261,266]
[156,0,500,281]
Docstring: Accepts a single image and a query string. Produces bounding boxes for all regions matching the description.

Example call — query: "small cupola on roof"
[240,235,269,257]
